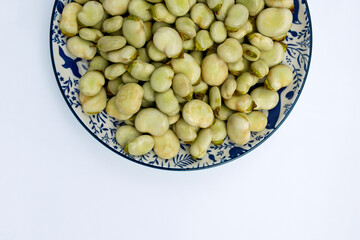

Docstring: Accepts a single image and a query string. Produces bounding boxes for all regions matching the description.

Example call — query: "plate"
[50,0,312,170]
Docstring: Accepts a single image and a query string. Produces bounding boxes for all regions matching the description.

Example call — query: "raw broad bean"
[182,99,214,128]
[125,135,154,156]
[215,105,234,120]
[256,8,293,38]
[102,16,123,33]
[122,72,139,83]
[195,30,214,51]
[190,128,213,159]
[106,78,122,95]
[80,88,107,115]
[215,0,234,21]
[127,60,155,81]
[250,86,279,110]
[122,16,147,48]
[227,113,250,145]
[143,82,155,102]
[210,21,227,43]
[236,72,258,94]
[190,3,214,29]
[171,53,201,85]
[209,87,221,113]
[172,74,193,101]
[265,0,294,9]
[77,1,104,27]
[242,43,261,61]
[144,22,153,41]
[190,51,204,65]
[265,64,293,91]
[153,27,183,58]
[102,0,130,15]
[217,38,243,63]
[115,83,144,115]
[228,20,253,39]
[201,53,228,86]
[225,4,249,32]
[224,94,254,113]
[165,0,191,17]
[67,36,97,60]
[149,3,176,23]
[135,108,170,136]
[155,89,180,116]
[106,97,133,120]
[108,46,138,64]
[150,66,174,92]
[236,0,264,16]
[152,21,170,34]
[168,114,180,125]
[115,125,141,147]
[128,0,153,21]
[260,41,287,67]
[247,33,273,51]
[79,28,103,42]
[251,59,269,78]
[210,119,227,145]
[105,63,126,80]
[246,111,267,132]
[153,130,180,159]
[193,80,208,99]
[79,71,105,96]
[147,41,167,61]
[183,39,195,51]
[97,36,126,52]
[174,118,198,143]
[88,56,109,72]
[60,3,82,37]
[207,0,222,12]
[221,77,237,99]
[137,48,151,63]
[176,17,197,40]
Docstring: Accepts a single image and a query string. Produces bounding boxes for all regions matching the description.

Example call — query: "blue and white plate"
[50,0,312,170]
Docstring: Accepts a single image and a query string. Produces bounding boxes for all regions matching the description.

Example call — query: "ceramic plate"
[50,0,312,170]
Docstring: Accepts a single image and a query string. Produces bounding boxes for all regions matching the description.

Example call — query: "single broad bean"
[142,82,155,102]
[250,59,269,78]
[210,119,227,145]
[176,17,197,40]
[209,86,221,114]
[242,43,261,61]
[215,105,234,120]
[115,83,144,115]
[79,71,105,96]
[60,3,82,37]
[195,30,214,51]
[147,41,167,61]
[128,0,153,21]
[127,60,155,81]
[135,108,170,136]
[106,97,133,120]
[97,36,126,52]
[190,3,214,29]
[122,16,147,48]
[247,32,273,51]
[67,36,97,60]
[215,0,234,21]
[77,1,104,27]
[189,51,204,65]
[125,135,154,156]
[217,38,243,63]
[106,78,122,95]
[168,113,180,125]
[224,94,254,113]
[201,53,228,86]
[122,72,139,83]
[227,113,250,145]
[210,21,227,43]
[144,22,153,41]
[193,80,208,100]
[151,21,170,34]
[264,64,293,91]
[236,72,258,94]
[150,66,174,92]
[105,63,126,80]
[182,99,214,128]
[190,128,213,159]
[102,0,130,15]
[153,129,180,159]
[137,48,151,63]
[149,3,176,23]
[246,111,267,132]
[165,0,191,17]
[174,118,198,143]
[88,56,109,73]
[221,77,237,99]
[256,8,293,38]
[153,27,183,58]
[183,39,195,51]
[80,88,107,115]
[102,16,123,33]
[108,45,138,64]
[172,74,193,101]
[79,28,103,42]
[155,89,180,116]
[250,86,279,110]
[228,20,253,39]
[225,4,249,32]
[259,41,287,67]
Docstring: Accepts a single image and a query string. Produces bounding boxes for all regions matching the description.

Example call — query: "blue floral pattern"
[50,0,312,170]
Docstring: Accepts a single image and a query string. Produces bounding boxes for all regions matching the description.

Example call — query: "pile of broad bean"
[60,0,294,159]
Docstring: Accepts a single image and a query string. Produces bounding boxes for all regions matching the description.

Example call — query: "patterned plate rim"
[49,0,313,171]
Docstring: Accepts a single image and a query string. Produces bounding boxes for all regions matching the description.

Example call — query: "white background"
[1,1,359,239]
